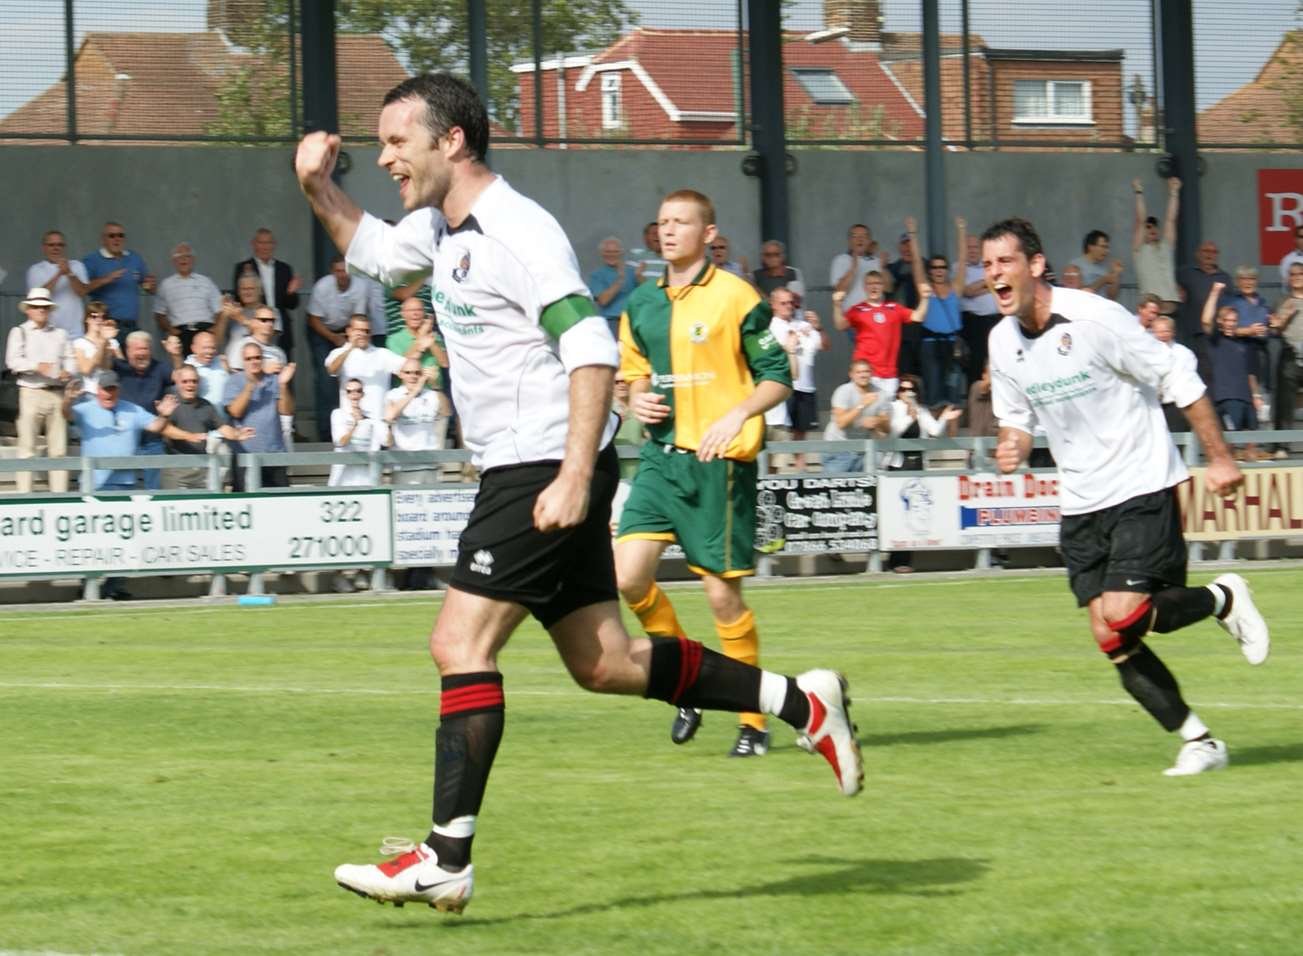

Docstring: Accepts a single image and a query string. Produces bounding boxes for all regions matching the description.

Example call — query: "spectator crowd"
[5,179,1300,518]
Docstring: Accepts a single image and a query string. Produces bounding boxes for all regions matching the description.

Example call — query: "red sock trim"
[1100,599,1153,655]
[671,637,703,704]
[1108,599,1153,633]
[440,683,505,717]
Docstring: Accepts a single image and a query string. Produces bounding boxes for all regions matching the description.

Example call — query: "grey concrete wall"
[2,142,1298,408]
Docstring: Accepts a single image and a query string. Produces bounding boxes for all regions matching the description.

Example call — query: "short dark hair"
[383,73,489,164]
[1083,229,1109,251]
[1144,215,1159,227]
[981,218,1044,261]
[1138,293,1163,309]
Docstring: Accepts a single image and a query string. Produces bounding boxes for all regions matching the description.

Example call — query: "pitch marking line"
[0,681,1299,712]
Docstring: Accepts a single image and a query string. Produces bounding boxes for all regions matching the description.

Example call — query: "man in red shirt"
[833,270,931,407]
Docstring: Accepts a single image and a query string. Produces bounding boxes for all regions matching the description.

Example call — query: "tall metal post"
[1157,0,1201,266]
[922,0,947,254]
[300,0,340,279]
[468,0,488,101]
[64,0,77,141]
[746,0,789,249]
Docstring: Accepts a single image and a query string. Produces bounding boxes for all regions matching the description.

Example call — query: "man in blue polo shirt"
[81,221,155,331]
[62,371,177,600]
[587,237,638,338]
[63,370,176,490]
[223,340,296,491]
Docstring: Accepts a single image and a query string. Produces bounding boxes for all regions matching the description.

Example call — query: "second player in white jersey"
[347,178,618,471]
[989,285,1205,515]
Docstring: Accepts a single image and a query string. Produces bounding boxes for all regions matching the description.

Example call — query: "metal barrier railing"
[1,430,1297,491]
[0,431,1296,601]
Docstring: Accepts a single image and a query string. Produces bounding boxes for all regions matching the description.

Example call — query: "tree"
[210,1,636,139]
[206,0,294,140]
[336,0,637,131]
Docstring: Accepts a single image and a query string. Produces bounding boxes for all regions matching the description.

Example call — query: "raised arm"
[1201,281,1226,333]
[295,132,363,255]
[905,216,925,285]
[830,289,850,331]
[1163,177,1181,246]
[1132,178,1148,251]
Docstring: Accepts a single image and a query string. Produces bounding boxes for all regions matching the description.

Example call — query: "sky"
[0,0,1297,125]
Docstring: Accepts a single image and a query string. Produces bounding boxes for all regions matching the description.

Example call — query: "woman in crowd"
[72,300,121,391]
[884,375,962,572]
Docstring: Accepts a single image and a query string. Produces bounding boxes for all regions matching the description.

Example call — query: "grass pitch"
[1,569,1301,955]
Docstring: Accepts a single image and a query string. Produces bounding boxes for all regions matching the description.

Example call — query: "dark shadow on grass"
[1225,741,1303,768]
[419,855,990,928]
[859,723,1044,748]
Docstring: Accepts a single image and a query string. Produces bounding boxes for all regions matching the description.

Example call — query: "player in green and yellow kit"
[616,189,793,757]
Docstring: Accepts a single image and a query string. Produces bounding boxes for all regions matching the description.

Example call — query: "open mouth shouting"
[991,280,1015,313]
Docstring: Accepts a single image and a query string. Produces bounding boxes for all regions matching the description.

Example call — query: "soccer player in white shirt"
[295,72,863,914]
[982,217,1271,778]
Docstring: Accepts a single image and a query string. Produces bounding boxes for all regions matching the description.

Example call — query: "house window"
[600,73,622,129]
[792,68,855,106]
[1012,80,1092,124]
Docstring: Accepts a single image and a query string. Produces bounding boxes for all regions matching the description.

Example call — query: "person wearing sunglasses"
[905,216,966,407]
[80,221,155,332]
[72,301,120,393]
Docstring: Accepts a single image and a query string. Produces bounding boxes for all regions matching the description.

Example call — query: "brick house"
[1198,30,1303,146]
[0,30,407,142]
[512,1,1125,146]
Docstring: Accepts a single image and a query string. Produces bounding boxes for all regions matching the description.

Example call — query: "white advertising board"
[878,472,1061,550]
[390,487,478,567]
[0,490,392,577]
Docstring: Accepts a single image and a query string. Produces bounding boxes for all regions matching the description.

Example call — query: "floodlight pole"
[747,0,790,251]
[301,1,340,283]
[922,0,947,258]
[1157,0,1201,268]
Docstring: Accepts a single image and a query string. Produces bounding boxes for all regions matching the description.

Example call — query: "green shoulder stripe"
[540,294,599,339]
[741,299,791,386]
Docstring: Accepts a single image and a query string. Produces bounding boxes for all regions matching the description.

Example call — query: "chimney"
[823,0,883,46]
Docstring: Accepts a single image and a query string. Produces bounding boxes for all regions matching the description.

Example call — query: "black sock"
[1115,643,1189,732]
[1151,586,1218,633]
[779,679,811,730]
[425,672,504,871]
[644,637,812,731]
[645,635,759,710]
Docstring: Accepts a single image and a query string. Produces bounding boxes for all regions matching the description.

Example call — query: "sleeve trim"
[541,294,599,339]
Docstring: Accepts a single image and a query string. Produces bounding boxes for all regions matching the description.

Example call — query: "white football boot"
[334,837,472,913]
[1163,738,1229,777]
[1212,574,1270,665]
[795,670,864,796]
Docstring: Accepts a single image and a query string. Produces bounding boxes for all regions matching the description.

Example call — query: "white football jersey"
[346,176,618,471]
[989,286,1205,515]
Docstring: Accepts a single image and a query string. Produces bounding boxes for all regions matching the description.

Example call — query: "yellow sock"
[628,582,684,638]
[715,609,765,731]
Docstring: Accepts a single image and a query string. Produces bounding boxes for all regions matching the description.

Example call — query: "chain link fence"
[0,0,1298,150]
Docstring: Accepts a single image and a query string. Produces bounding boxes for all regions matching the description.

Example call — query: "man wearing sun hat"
[5,287,75,492]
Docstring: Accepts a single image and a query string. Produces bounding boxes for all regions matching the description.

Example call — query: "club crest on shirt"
[873,311,885,324]
[452,251,471,283]
[1056,332,1073,356]
[690,321,709,344]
